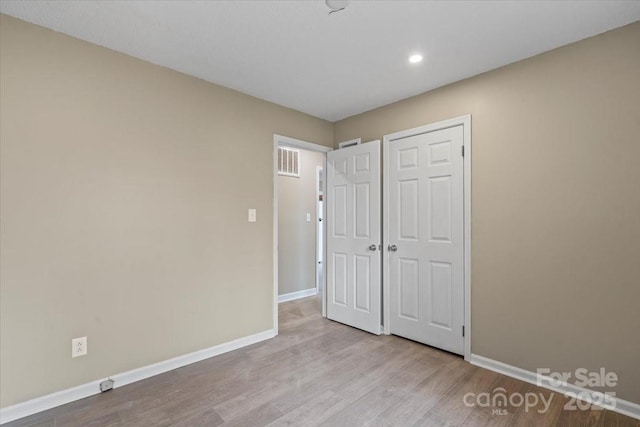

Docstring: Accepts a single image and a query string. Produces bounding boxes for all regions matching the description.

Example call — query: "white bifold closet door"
[385,126,465,355]
[326,141,382,335]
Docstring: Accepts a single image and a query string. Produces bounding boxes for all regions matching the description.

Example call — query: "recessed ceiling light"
[326,0,350,11]
[409,54,423,64]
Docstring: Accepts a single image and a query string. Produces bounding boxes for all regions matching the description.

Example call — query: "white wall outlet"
[306,213,311,222]
[248,208,256,223]
[72,336,87,358]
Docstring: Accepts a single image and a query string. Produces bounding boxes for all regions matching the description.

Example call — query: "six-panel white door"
[326,141,381,335]
[384,126,465,354]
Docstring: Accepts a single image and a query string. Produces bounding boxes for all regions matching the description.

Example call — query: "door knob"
[368,244,377,251]
[388,244,398,252]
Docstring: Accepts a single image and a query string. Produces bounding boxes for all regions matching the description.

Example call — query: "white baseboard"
[0,329,276,425]
[278,288,317,303]
[470,354,640,421]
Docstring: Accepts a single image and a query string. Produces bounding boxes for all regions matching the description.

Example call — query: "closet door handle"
[368,244,377,251]
[388,244,398,252]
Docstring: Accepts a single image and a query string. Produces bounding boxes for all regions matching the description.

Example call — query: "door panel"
[386,126,464,354]
[399,179,419,240]
[333,253,348,306]
[333,185,347,237]
[326,141,381,335]
[354,255,371,311]
[399,258,419,320]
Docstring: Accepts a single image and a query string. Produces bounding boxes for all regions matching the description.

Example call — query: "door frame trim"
[315,165,324,295]
[381,115,472,361]
[273,135,332,334]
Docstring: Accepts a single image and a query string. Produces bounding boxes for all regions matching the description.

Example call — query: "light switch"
[306,213,311,222]
[248,209,257,222]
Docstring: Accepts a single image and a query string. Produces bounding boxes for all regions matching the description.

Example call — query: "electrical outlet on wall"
[72,336,87,358]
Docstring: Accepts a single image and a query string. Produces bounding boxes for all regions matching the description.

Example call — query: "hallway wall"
[278,149,324,296]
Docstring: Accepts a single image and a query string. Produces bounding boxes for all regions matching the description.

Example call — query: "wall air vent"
[278,146,300,177]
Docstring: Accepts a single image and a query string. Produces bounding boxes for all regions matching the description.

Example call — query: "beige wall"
[278,149,324,296]
[0,14,333,407]
[335,22,640,404]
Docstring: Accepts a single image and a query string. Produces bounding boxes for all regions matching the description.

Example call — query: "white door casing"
[316,166,324,294]
[384,125,465,355]
[326,141,382,335]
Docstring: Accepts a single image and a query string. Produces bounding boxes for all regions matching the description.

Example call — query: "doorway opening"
[323,115,471,360]
[273,135,331,334]
[382,115,472,360]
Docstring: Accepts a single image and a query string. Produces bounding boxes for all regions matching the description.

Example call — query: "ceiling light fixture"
[326,0,350,15]
[409,54,423,64]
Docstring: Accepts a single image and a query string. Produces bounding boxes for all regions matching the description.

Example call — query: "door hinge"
[462,326,465,337]
[461,146,465,157]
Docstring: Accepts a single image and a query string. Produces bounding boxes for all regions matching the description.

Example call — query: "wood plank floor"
[6,296,638,427]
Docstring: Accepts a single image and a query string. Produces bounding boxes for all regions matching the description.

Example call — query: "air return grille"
[278,147,300,177]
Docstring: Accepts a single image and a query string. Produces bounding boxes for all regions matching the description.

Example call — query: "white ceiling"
[1,1,639,122]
